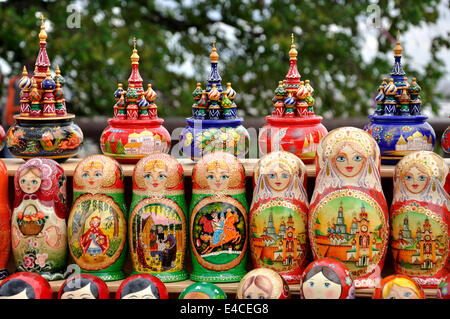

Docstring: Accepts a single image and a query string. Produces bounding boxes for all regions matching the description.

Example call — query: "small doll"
[115,273,168,299]
[179,282,227,299]
[236,268,290,299]
[58,273,109,299]
[372,274,425,299]
[0,272,53,299]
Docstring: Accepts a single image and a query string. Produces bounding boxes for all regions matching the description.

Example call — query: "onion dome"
[35,15,50,70]
[306,93,315,106]
[197,90,208,108]
[398,88,410,104]
[275,81,286,98]
[138,92,150,108]
[408,77,421,94]
[114,83,124,101]
[145,84,157,102]
[221,91,232,108]
[284,92,296,107]
[126,84,139,101]
[53,65,65,87]
[115,91,126,108]
[210,39,219,63]
[284,33,301,93]
[41,69,56,90]
[29,79,41,103]
[207,40,222,91]
[404,77,410,89]
[225,82,236,101]
[295,81,308,100]
[18,66,32,90]
[304,80,314,96]
[53,80,64,101]
[375,84,385,102]
[128,37,143,91]
[192,82,203,100]
[208,83,220,101]
[391,31,405,77]
[384,78,397,95]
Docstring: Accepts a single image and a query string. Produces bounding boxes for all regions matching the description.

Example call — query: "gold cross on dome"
[133,37,137,50]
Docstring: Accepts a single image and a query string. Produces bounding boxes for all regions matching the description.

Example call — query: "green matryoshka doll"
[189,151,248,282]
[67,155,128,281]
[129,153,188,282]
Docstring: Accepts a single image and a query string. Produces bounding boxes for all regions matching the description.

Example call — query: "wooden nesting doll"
[58,274,110,299]
[0,159,11,280]
[249,151,309,284]
[179,282,227,299]
[129,153,188,282]
[372,274,425,299]
[390,151,449,288]
[11,158,67,281]
[115,273,169,299]
[0,272,53,299]
[189,151,248,282]
[308,127,389,289]
[68,155,127,281]
[236,268,290,299]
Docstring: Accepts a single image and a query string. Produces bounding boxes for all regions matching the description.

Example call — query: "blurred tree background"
[0,0,449,119]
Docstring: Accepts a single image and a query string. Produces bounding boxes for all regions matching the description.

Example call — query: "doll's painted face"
[61,283,96,299]
[121,284,158,299]
[402,165,429,194]
[264,163,292,192]
[384,283,419,299]
[206,164,230,191]
[19,169,42,194]
[302,268,342,299]
[332,143,366,178]
[242,275,273,299]
[143,161,168,192]
[81,161,104,189]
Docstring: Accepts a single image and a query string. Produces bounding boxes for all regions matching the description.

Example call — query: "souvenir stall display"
[437,275,450,299]
[442,117,450,154]
[189,151,248,282]
[115,273,169,299]
[6,16,83,162]
[308,127,390,289]
[258,34,327,163]
[364,33,435,165]
[236,268,290,299]
[178,282,227,299]
[100,38,170,163]
[67,155,128,281]
[0,272,53,299]
[58,273,110,299]
[179,41,249,161]
[0,160,10,280]
[249,151,309,284]
[372,274,425,299]
[129,153,188,282]
[390,151,449,288]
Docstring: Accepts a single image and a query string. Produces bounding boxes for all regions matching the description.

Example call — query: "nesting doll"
[179,282,227,299]
[390,151,449,288]
[68,155,127,281]
[300,258,355,299]
[372,274,425,299]
[11,158,67,281]
[0,272,52,299]
[437,275,450,299]
[58,274,110,299]
[236,268,290,299]
[249,151,309,284]
[308,127,389,289]
[115,273,169,299]
[189,151,248,282]
[129,153,187,282]
[0,159,10,280]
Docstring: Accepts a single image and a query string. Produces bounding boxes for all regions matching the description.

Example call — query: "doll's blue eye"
[32,180,37,184]
[94,173,102,178]
[309,282,314,287]
[207,175,214,180]
[159,174,167,180]
[82,173,89,178]
[418,176,426,181]
[353,155,363,162]
[405,175,412,181]
[221,175,229,180]
[21,179,26,184]
[324,282,330,288]
[281,173,289,179]
[336,156,346,162]
[145,174,151,179]
[404,292,411,297]
[268,174,276,179]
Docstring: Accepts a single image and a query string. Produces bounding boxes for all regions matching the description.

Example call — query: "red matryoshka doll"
[68,155,128,281]
[11,158,67,281]
[115,273,169,299]
[308,127,389,289]
[372,274,425,299]
[249,151,309,284]
[129,153,187,282]
[390,151,449,288]
[437,275,450,299]
[0,159,11,280]
[58,273,110,299]
[0,272,52,299]
[300,258,355,299]
[236,267,290,299]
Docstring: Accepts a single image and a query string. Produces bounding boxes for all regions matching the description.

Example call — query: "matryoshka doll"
[308,127,389,289]
[58,273,110,299]
[300,258,355,299]
[189,151,248,282]
[129,153,188,282]
[0,159,11,280]
[390,151,449,288]
[68,155,128,281]
[0,272,53,299]
[11,158,68,281]
[179,282,227,299]
[236,268,290,299]
[115,273,169,299]
[249,151,309,284]
[372,274,425,299]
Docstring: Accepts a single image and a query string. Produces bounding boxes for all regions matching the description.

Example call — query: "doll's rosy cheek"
[325,288,340,299]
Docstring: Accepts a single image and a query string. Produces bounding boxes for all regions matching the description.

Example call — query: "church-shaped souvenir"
[0,272,53,299]
[372,274,425,299]
[0,159,11,280]
[308,127,390,289]
[115,273,169,299]
[179,41,249,161]
[390,151,449,288]
[11,158,68,281]
[189,151,248,282]
[236,268,290,299]
[259,34,327,163]
[364,32,435,165]
[249,151,309,284]
[100,38,170,163]
[179,282,227,299]
[6,16,83,162]
[58,273,110,299]
[67,155,128,281]
[129,153,188,282]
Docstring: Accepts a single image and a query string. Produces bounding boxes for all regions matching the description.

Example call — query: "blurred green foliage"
[0,0,449,118]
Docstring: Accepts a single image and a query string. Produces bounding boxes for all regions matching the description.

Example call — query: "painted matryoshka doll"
[115,273,169,299]
[308,127,389,289]
[0,272,53,299]
[68,155,128,281]
[179,282,227,299]
[11,158,68,281]
[300,258,355,299]
[372,274,425,299]
[0,159,11,280]
[437,275,450,299]
[249,151,309,284]
[189,151,248,282]
[236,268,290,299]
[129,153,188,282]
[390,151,449,288]
[58,273,110,299]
